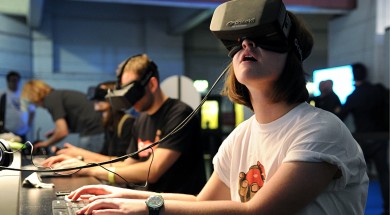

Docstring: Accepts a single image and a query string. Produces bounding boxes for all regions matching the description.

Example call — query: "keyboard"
[52,199,88,215]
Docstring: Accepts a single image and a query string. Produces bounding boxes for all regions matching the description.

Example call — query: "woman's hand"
[76,198,147,215]
[69,185,142,202]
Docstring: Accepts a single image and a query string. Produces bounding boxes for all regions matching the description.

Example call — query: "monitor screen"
[312,65,355,104]
[201,100,219,130]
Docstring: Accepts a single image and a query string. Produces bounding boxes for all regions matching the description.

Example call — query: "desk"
[19,156,101,215]
[0,152,21,215]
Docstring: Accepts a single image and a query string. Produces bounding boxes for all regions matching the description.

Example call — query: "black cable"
[0,65,229,174]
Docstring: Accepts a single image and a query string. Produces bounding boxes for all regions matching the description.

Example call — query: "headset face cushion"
[125,81,145,106]
[0,140,13,167]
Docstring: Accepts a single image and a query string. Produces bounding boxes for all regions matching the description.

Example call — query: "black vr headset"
[87,80,117,102]
[105,55,158,111]
[87,86,110,101]
[0,139,13,167]
[210,0,292,58]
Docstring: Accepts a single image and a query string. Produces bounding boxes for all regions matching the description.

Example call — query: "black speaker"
[0,139,13,167]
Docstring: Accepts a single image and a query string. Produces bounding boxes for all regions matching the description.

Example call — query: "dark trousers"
[359,139,389,215]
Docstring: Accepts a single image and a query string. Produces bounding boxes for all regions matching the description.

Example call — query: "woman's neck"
[250,89,298,124]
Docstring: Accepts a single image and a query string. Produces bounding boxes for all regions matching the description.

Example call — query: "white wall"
[328,0,389,87]
[0,14,32,77]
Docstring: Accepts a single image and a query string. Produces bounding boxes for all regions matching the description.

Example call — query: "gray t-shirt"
[43,90,104,136]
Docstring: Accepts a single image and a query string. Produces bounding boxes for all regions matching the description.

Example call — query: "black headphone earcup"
[0,140,13,167]
[125,81,145,106]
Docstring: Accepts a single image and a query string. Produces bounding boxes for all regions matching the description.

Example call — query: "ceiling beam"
[0,0,29,16]
[70,0,356,11]
[0,0,356,31]
[168,9,213,35]
[27,0,44,28]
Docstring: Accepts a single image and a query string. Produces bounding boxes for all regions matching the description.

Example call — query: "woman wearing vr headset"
[69,0,368,214]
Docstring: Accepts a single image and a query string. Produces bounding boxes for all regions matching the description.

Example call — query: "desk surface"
[19,156,101,215]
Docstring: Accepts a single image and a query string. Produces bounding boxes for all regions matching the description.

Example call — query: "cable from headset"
[133,64,229,154]
[1,140,83,175]
[106,93,117,163]
[98,147,153,190]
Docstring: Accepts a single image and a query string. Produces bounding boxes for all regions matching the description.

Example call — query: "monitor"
[201,100,219,130]
[312,65,355,104]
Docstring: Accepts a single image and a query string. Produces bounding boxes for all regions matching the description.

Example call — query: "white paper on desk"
[23,172,55,188]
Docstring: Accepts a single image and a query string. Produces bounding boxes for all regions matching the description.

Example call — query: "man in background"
[21,80,105,153]
[0,71,34,142]
[44,54,206,195]
[336,62,389,215]
[312,79,341,114]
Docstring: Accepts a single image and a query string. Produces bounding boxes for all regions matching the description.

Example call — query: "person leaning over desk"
[21,80,105,153]
[46,80,136,163]
[43,54,206,195]
[67,1,368,215]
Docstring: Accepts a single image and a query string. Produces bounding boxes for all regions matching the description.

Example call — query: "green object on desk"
[9,141,25,150]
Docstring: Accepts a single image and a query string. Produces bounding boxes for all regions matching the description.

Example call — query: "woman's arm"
[75,161,337,215]
[158,161,337,215]
[245,161,338,215]
[33,119,69,148]
[70,172,230,202]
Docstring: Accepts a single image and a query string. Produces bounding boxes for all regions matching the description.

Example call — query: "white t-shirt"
[213,102,368,215]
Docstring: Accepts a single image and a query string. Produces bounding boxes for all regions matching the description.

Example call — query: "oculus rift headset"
[0,139,13,167]
[210,0,292,58]
[106,55,158,111]
[87,86,110,101]
[87,81,117,101]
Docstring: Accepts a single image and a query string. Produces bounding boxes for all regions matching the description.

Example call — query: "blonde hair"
[119,54,159,86]
[125,54,150,76]
[21,80,53,104]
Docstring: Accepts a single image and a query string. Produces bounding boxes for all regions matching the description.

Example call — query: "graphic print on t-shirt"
[238,161,266,202]
[137,129,161,158]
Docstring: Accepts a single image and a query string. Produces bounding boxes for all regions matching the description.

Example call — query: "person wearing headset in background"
[21,80,105,153]
[46,81,136,163]
[68,1,368,215]
[44,54,206,195]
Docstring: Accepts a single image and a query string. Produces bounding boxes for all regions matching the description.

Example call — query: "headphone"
[115,54,158,106]
[0,139,13,167]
